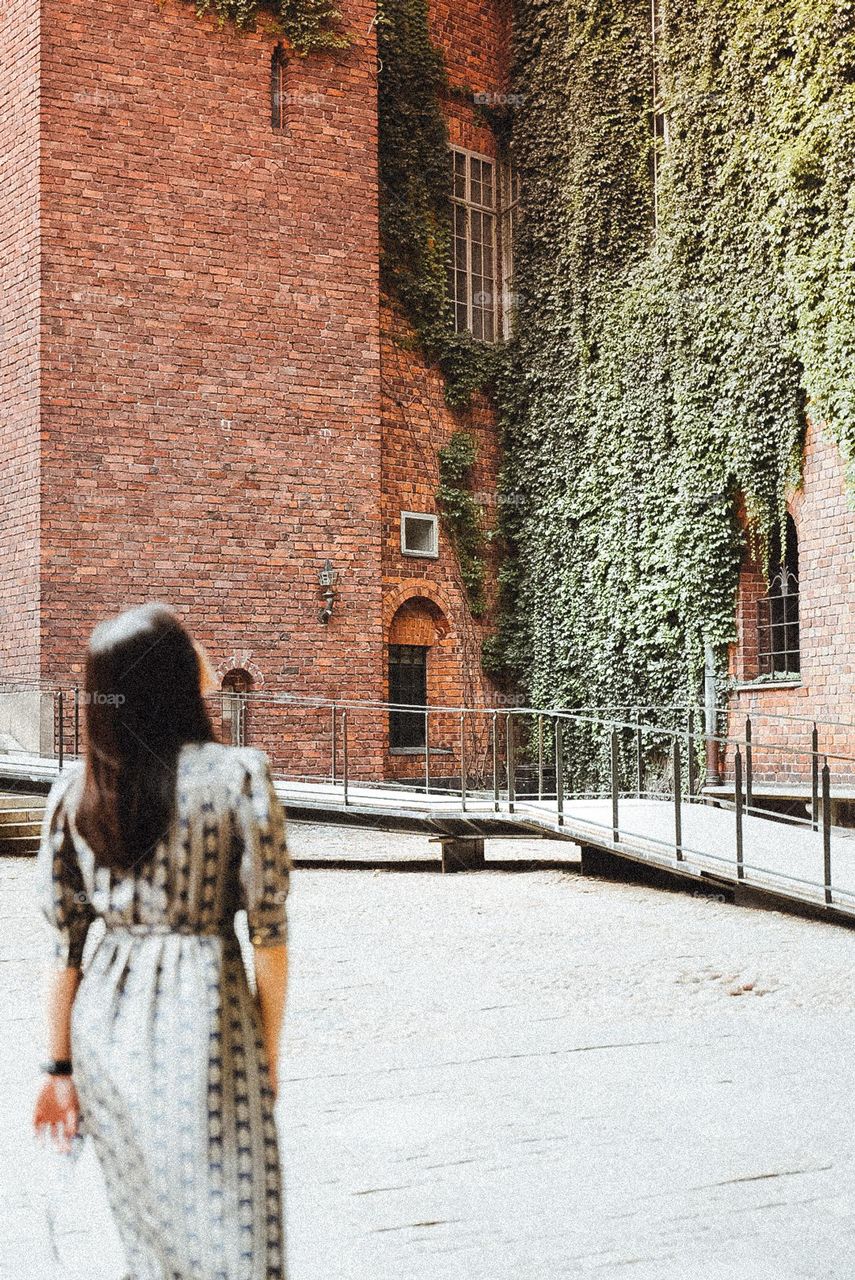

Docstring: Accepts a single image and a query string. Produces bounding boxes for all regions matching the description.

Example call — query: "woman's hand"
[33,1075,80,1153]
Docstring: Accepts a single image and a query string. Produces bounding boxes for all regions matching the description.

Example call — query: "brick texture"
[379,0,511,781]
[0,0,514,781]
[34,0,386,767]
[727,422,855,787]
[0,0,41,680]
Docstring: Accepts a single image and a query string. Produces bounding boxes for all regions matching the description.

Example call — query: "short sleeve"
[237,751,291,947]
[37,770,96,969]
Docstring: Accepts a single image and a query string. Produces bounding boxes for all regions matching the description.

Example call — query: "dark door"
[388,644,427,748]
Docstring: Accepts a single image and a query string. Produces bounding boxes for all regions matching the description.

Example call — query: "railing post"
[331,702,337,785]
[555,717,564,826]
[56,690,64,769]
[341,709,349,806]
[734,745,744,880]
[73,685,80,757]
[424,708,430,796]
[492,712,499,813]
[673,736,682,861]
[610,727,619,844]
[745,715,753,813]
[822,757,832,906]
[811,723,819,832]
[537,712,544,803]
[506,712,515,814]
[687,708,696,801]
[459,710,466,811]
[635,718,643,798]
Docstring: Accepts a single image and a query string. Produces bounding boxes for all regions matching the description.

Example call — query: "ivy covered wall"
[491,0,855,715]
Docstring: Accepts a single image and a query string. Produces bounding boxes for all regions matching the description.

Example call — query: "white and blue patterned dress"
[37,742,291,1280]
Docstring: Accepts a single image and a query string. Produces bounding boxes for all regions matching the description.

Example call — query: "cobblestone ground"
[4,823,855,1279]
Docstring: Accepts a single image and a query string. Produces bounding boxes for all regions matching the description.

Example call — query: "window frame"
[756,515,801,679]
[400,511,439,559]
[499,156,520,339]
[449,146,500,343]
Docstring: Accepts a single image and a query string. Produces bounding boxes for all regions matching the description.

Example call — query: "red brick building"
[727,422,855,793]
[2,0,851,792]
[0,0,511,778]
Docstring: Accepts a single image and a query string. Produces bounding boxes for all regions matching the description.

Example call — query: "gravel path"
[3,827,855,1279]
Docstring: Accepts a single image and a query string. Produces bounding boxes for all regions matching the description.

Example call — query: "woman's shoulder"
[179,741,271,786]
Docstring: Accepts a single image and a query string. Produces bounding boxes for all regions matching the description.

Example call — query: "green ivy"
[436,433,487,616]
[377,0,502,407]
[490,0,855,736]
[192,0,349,54]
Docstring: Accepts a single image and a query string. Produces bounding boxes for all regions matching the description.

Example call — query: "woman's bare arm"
[33,966,83,1148]
[253,944,288,1098]
[45,966,82,1059]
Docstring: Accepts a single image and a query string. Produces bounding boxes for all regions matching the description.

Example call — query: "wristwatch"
[41,1058,73,1077]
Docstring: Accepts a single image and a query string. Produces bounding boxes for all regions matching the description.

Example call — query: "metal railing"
[3,684,855,908]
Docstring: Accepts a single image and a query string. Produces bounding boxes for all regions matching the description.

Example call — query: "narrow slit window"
[271,46,287,130]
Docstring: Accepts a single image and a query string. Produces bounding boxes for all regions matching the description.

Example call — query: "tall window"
[271,45,287,130]
[388,645,427,748]
[500,159,520,338]
[449,149,498,342]
[757,514,800,678]
[650,0,669,228]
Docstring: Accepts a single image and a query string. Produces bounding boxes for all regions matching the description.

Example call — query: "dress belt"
[102,922,235,939]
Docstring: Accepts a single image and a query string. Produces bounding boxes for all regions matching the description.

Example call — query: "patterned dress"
[37,742,291,1280]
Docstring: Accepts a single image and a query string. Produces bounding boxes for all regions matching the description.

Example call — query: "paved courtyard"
[4,823,855,1278]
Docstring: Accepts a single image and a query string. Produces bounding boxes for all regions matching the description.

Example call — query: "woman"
[33,604,291,1280]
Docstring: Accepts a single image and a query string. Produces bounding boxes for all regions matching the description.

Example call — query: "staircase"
[0,794,45,856]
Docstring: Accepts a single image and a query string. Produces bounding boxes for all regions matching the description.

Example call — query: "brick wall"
[728,422,855,788]
[37,0,385,769]
[0,0,41,680]
[379,0,511,782]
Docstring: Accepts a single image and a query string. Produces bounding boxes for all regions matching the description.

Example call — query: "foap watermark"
[78,691,126,708]
[473,91,525,109]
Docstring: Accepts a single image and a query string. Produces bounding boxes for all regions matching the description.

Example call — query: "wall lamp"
[318,560,338,624]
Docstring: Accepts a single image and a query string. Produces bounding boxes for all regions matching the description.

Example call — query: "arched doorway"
[387,597,449,749]
[221,668,252,746]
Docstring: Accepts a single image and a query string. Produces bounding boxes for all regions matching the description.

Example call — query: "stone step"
[0,793,46,856]
[0,833,41,856]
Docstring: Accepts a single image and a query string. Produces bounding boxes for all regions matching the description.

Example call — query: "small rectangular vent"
[401,512,439,558]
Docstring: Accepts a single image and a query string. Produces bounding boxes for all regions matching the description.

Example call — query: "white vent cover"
[400,512,439,558]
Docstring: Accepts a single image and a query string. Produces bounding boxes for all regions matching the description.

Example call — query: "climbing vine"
[192,0,348,55]
[377,0,501,406]
[489,0,855,732]
[436,432,487,616]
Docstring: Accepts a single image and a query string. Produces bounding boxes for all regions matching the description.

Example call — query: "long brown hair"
[76,604,216,872]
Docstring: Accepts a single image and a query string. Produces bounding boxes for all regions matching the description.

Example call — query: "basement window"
[400,512,439,558]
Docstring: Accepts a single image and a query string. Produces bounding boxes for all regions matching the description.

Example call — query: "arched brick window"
[758,514,800,678]
[271,45,287,130]
[387,597,449,750]
[222,668,252,746]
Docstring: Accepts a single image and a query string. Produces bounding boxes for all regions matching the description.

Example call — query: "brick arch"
[383,581,455,639]
[388,595,451,646]
[214,652,264,687]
